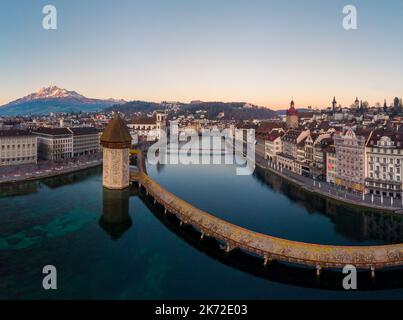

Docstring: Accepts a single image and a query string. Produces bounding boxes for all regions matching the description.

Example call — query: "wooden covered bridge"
[129,150,403,277]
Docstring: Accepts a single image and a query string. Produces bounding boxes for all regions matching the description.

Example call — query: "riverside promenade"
[253,142,403,213]
[0,155,102,185]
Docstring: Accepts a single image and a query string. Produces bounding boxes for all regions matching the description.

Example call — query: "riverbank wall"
[255,161,401,214]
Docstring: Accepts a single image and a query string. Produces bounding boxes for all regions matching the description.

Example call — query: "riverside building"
[33,127,100,160]
[33,128,74,160]
[365,129,403,198]
[334,128,366,192]
[264,131,283,162]
[0,130,37,166]
[68,127,100,157]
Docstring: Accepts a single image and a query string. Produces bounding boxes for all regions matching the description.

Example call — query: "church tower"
[354,97,359,109]
[286,100,299,129]
[332,97,337,113]
[100,114,132,190]
[155,111,167,140]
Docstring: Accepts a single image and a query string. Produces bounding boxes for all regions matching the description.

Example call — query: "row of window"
[367,181,401,189]
[369,165,400,173]
[338,169,364,177]
[370,148,403,154]
[0,152,36,157]
[369,156,401,164]
[1,143,36,150]
[369,173,401,181]
[0,156,36,164]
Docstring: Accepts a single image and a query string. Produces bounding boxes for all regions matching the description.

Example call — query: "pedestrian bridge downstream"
[129,150,403,275]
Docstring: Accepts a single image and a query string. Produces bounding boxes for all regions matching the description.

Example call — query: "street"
[254,146,403,211]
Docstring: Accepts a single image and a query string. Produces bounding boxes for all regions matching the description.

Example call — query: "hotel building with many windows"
[333,128,367,192]
[365,129,403,198]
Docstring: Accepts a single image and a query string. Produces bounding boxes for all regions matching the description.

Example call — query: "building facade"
[0,130,37,166]
[313,135,333,179]
[365,129,403,198]
[325,145,337,184]
[68,127,100,157]
[33,128,73,160]
[277,129,309,173]
[264,132,283,162]
[128,112,167,142]
[334,128,366,192]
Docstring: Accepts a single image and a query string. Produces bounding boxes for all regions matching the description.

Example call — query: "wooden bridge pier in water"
[129,150,403,277]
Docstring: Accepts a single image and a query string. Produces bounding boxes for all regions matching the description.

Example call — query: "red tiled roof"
[130,115,156,125]
[265,131,284,141]
[256,121,284,134]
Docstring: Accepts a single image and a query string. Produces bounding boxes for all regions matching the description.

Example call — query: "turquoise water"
[1,164,403,299]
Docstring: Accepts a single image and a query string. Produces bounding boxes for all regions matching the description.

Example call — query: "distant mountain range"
[0,86,126,116]
[0,86,277,120]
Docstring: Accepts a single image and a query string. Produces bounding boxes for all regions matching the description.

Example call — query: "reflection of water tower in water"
[99,115,133,239]
[99,188,132,240]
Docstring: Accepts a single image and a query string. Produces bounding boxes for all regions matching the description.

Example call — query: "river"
[1,162,403,299]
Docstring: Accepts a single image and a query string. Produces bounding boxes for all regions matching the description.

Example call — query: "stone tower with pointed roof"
[100,115,132,190]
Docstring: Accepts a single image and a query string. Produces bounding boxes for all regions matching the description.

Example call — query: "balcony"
[365,177,401,186]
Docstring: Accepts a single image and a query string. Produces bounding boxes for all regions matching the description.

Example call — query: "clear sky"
[0,0,402,109]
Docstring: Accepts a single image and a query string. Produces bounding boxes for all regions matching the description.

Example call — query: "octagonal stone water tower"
[100,115,132,190]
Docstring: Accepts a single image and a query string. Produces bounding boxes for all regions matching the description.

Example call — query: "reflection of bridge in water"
[129,149,403,277]
[254,167,403,244]
[139,190,403,291]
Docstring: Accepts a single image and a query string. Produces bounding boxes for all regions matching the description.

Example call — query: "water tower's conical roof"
[101,115,132,148]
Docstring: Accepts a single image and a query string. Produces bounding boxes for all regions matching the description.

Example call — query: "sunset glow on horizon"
[1,0,403,110]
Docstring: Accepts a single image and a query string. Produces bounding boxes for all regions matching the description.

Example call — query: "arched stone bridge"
[129,150,403,276]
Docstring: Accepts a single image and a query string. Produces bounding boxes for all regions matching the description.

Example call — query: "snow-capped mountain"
[0,86,126,116]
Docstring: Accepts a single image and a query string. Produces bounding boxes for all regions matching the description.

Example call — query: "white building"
[128,112,167,142]
[33,128,73,160]
[333,128,367,192]
[366,129,403,198]
[265,132,283,162]
[68,127,100,157]
[0,130,37,166]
